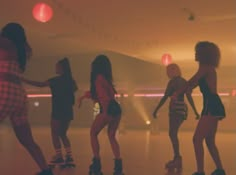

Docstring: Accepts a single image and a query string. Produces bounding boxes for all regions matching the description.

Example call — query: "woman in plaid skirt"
[0,23,53,175]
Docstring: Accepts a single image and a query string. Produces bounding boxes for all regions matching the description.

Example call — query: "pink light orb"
[161,53,172,66]
[32,3,53,23]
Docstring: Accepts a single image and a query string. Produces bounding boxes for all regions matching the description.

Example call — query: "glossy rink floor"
[0,126,235,175]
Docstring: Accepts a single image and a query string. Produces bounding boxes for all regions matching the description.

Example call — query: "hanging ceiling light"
[32,3,53,23]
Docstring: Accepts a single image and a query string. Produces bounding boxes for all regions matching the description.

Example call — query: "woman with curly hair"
[172,41,226,175]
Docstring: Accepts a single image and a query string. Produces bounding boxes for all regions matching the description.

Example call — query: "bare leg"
[193,115,216,173]
[107,117,121,159]
[205,117,223,169]
[59,120,73,157]
[59,120,71,148]
[51,120,62,149]
[13,122,49,170]
[169,115,184,158]
[90,114,109,158]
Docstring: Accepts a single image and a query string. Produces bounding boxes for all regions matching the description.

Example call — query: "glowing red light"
[32,3,53,23]
[27,94,52,98]
[232,89,236,97]
[161,53,172,66]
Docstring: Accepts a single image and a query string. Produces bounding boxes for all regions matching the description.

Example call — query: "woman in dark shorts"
[0,23,53,175]
[22,58,77,167]
[78,55,124,175]
[172,41,226,175]
[153,63,199,172]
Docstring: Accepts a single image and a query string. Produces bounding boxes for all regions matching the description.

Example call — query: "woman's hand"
[195,112,200,120]
[152,110,158,119]
[77,96,84,108]
[77,91,91,108]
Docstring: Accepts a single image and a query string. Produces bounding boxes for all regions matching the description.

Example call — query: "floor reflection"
[0,126,235,175]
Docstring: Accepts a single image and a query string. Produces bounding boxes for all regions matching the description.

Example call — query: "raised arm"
[173,65,208,97]
[21,77,50,87]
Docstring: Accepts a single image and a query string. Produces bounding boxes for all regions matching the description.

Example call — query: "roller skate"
[89,157,103,175]
[211,169,226,175]
[192,172,205,175]
[48,155,64,168]
[36,169,54,175]
[61,154,76,168]
[113,159,124,175]
[165,156,182,173]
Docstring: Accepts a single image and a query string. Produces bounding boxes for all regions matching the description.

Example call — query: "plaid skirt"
[169,100,188,120]
[0,81,28,126]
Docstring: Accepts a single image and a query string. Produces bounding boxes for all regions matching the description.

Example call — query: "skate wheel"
[60,164,66,168]
[165,161,174,169]
[48,164,55,169]
[167,167,175,173]
[67,164,76,168]
[88,171,103,175]
[61,164,76,168]
[176,167,182,173]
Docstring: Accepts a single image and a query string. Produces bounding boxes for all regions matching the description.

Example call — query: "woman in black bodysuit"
[172,41,226,175]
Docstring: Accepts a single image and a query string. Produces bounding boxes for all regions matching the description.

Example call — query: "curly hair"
[90,54,113,100]
[195,41,220,67]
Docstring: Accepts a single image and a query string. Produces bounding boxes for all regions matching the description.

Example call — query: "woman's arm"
[95,75,112,102]
[153,95,168,118]
[73,80,78,92]
[186,92,200,119]
[153,80,173,118]
[21,77,49,87]
[172,65,208,98]
[77,91,91,108]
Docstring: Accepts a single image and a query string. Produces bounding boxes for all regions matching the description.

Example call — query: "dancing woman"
[153,63,199,172]
[172,41,226,175]
[78,55,124,175]
[22,58,77,168]
[0,22,53,175]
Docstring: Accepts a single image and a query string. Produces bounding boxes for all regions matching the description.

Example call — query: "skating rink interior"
[1,94,236,175]
[0,125,235,175]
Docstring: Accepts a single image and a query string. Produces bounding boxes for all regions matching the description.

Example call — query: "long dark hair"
[57,57,76,104]
[90,54,114,100]
[57,57,73,79]
[1,22,31,72]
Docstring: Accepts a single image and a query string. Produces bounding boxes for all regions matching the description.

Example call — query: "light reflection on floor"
[0,126,235,175]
